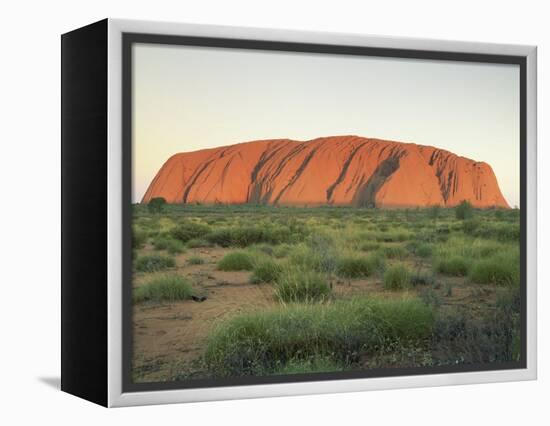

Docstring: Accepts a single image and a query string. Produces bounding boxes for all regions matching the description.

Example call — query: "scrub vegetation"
[131,204,521,382]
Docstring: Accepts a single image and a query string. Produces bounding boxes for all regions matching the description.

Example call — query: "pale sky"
[132,43,520,206]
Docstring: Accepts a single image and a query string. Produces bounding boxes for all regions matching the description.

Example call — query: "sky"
[132,43,520,206]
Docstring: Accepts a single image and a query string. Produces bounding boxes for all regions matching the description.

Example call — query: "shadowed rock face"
[141,136,510,209]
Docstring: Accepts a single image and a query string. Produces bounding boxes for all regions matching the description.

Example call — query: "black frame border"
[122,33,527,394]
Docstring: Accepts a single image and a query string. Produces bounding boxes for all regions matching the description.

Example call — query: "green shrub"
[418,287,442,308]
[133,275,194,303]
[186,238,213,248]
[432,290,520,365]
[187,256,205,265]
[427,205,441,221]
[410,272,435,287]
[375,230,413,242]
[134,254,175,272]
[153,236,185,254]
[379,245,408,259]
[477,222,520,242]
[359,241,381,252]
[272,357,343,375]
[250,259,283,284]
[336,254,384,278]
[383,265,411,290]
[206,225,299,248]
[416,243,433,258]
[469,252,519,286]
[205,228,234,247]
[289,242,338,275]
[273,244,292,258]
[205,297,434,376]
[217,251,255,271]
[435,256,470,276]
[171,222,211,243]
[147,197,167,214]
[462,218,482,235]
[132,228,147,249]
[275,266,331,303]
[455,200,474,220]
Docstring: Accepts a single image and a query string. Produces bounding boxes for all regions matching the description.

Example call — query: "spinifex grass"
[205,297,434,376]
[133,275,194,303]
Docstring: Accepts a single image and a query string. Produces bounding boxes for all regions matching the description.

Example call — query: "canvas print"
[129,43,521,385]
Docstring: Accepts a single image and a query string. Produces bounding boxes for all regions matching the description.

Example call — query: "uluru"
[141,136,510,209]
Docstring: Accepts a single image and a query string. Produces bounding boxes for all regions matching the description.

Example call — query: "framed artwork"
[61,18,537,407]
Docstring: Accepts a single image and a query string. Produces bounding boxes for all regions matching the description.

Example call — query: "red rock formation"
[141,136,510,209]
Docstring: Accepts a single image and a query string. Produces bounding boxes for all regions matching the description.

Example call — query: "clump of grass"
[359,241,380,251]
[134,254,175,272]
[455,200,474,220]
[271,357,344,375]
[132,227,147,249]
[273,244,292,258]
[416,243,433,258]
[171,222,211,243]
[435,256,470,276]
[186,238,213,248]
[418,287,442,308]
[410,271,435,287]
[289,241,338,275]
[250,259,283,284]
[379,245,408,259]
[336,253,384,279]
[383,265,411,290]
[375,230,413,243]
[206,225,299,248]
[217,251,255,271]
[205,297,434,377]
[153,235,185,254]
[275,266,331,303]
[187,256,205,265]
[251,243,275,257]
[469,252,519,286]
[133,275,194,303]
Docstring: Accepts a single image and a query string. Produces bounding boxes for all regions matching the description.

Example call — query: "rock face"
[142,136,510,209]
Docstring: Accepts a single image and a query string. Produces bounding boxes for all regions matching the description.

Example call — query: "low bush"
[375,230,413,243]
[250,259,283,284]
[379,245,408,259]
[275,266,331,303]
[134,254,175,272]
[418,287,442,308]
[271,357,344,375]
[133,275,194,303]
[273,244,292,258]
[383,265,411,290]
[336,253,384,279]
[153,236,185,254]
[217,251,255,271]
[416,243,433,258]
[410,272,435,287]
[432,289,520,365]
[187,256,205,265]
[455,200,473,220]
[469,252,519,286]
[206,225,301,248]
[186,238,213,248]
[205,297,434,376]
[359,241,381,252]
[132,228,148,249]
[171,222,211,243]
[434,256,470,276]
